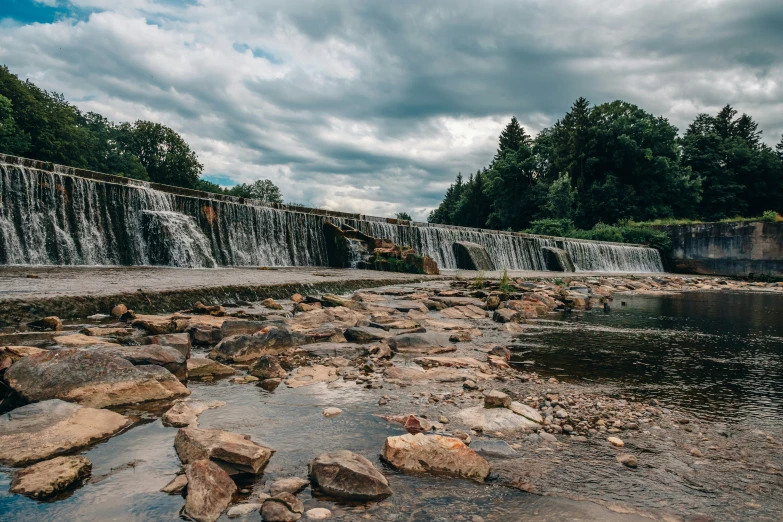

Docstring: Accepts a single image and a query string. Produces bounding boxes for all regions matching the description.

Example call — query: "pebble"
[306,508,333,520]
[608,436,625,447]
[322,407,343,418]
[616,454,638,467]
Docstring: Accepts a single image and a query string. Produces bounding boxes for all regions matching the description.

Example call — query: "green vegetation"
[498,267,515,293]
[430,98,783,238]
[0,66,283,201]
[395,212,413,221]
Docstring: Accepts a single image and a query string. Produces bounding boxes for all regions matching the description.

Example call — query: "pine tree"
[494,117,531,161]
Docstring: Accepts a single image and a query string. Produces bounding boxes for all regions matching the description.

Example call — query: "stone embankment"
[0,273,781,518]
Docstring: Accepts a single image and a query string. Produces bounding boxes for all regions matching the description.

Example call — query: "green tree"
[428,173,464,224]
[395,211,412,221]
[228,179,283,203]
[0,94,30,155]
[493,116,531,162]
[543,172,577,219]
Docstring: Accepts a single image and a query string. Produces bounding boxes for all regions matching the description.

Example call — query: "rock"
[388,332,456,355]
[457,406,540,433]
[132,315,176,335]
[508,402,543,424]
[539,432,557,443]
[143,333,191,358]
[111,304,128,318]
[286,365,338,388]
[383,366,473,384]
[188,357,237,379]
[489,345,511,361]
[309,450,392,500]
[262,298,284,310]
[0,346,46,375]
[221,319,282,338]
[269,477,310,495]
[690,447,703,457]
[296,342,368,359]
[175,427,274,475]
[414,356,490,371]
[441,305,486,320]
[449,331,473,342]
[210,326,304,363]
[192,301,225,316]
[344,326,391,343]
[452,242,496,271]
[429,296,486,308]
[5,349,189,408]
[608,436,625,447]
[492,309,520,323]
[617,453,637,467]
[485,295,501,310]
[27,316,62,331]
[249,355,288,380]
[9,455,91,499]
[261,494,303,522]
[163,399,226,427]
[463,380,478,390]
[53,333,121,347]
[470,439,518,458]
[484,390,511,408]
[291,293,304,303]
[321,294,360,309]
[184,459,237,522]
[322,407,343,418]
[439,416,449,424]
[382,433,490,480]
[0,400,130,467]
[305,508,332,520]
[227,503,264,518]
[160,473,188,494]
[231,375,259,384]
[82,327,131,337]
[86,344,187,380]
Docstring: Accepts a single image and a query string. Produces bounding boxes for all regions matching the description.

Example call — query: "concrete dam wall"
[0,154,663,272]
[665,222,783,278]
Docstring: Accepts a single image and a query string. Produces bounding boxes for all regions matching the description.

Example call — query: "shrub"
[761,210,781,222]
[527,218,574,237]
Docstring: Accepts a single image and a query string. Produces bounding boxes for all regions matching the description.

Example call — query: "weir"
[0,154,664,272]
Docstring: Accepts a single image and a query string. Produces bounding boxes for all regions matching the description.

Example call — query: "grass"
[634,211,782,226]
[499,267,515,293]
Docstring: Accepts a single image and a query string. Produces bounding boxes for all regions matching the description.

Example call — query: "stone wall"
[664,222,783,277]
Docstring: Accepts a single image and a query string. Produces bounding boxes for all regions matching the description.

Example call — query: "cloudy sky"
[1,0,782,219]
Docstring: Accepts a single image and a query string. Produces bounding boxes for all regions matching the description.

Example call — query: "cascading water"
[0,156,664,272]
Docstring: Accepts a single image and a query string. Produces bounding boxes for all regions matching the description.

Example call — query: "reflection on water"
[517,291,783,423]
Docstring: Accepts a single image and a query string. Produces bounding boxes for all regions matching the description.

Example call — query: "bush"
[527,218,574,237]
[761,210,781,222]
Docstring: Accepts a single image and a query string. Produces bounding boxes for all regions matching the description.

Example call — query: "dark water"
[515,291,783,423]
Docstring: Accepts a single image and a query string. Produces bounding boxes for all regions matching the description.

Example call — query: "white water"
[0,160,664,272]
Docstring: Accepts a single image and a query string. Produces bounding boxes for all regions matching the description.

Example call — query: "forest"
[429,98,783,242]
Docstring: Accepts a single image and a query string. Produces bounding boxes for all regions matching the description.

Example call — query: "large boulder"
[285,365,338,388]
[9,455,92,499]
[387,332,456,355]
[184,459,237,522]
[85,344,187,380]
[210,326,304,363]
[382,433,490,480]
[175,427,274,474]
[452,242,496,271]
[4,349,189,408]
[309,450,392,500]
[0,400,130,466]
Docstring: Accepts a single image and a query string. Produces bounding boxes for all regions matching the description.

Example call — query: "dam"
[0,154,663,272]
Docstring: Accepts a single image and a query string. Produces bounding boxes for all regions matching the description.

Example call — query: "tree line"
[429,98,783,233]
[0,66,283,204]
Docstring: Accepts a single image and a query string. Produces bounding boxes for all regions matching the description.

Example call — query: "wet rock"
[261,493,303,522]
[231,375,259,384]
[188,357,237,379]
[160,473,188,494]
[509,402,543,424]
[322,407,343,417]
[321,294,360,309]
[309,450,392,500]
[175,427,274,474]
[484,390,511,408]
[53,333,120,347]
[9,455,92,499]
[384,366,473,384]
[616,453,638,467]
[184,459,237,522]
[291,293,304,303]
[415,356,490,372]
[470,439,518,458]
[132,315,176,335]
[260,378,282,391]
[262,298,284,310]
[305,508,332,520]
[369,343,392,359]
[492,309,520,323]
[227,503,264,518]
[142,333,191,358]
[249,355,288,380]
[111,304,128,318]
[286,365,338,388]
[82,326,131,337]
[489,345,511,361]
[0,399,130,467]
[287,308,364,332]
[457,406,540,433]
[86,344,187,380]
[0,346,46,377]
[5,349,189,408]
[27,316,62,331]
[296,342,368,359]
[440,305,487,320]
[344,326,391,343]
[210,326,304,363]
[382,433,490,480]
[162,399,226,427]
[388,332,456,355]
[221,319,282,338]
[269,477,310,495]
[192,301,225,316]
[607,436,625,447]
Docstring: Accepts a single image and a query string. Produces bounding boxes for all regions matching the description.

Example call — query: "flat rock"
[184,459,237,522]
[430,296,486,308]
[52,333,120,347]
[0,399,130,467]
[382,433,490,480]
[210,326,304,363]
[160,473,188,494]
[322,407,343,417]
[175,427,274,474]
[221,319,284,338]
[4,349,189,408]
[295,342,368,359]
[344,326,391,343]
[132,314,176,335]
[188,357,237,378]
[384,366,474,384]
[162,399,226,427]
[470,439,518,458]
[286,365,338,388]
[269,476,310,495]
[9,455,92,499]
[305,508,333,520]
[457,406,540,433]
[608,436,625,447]
[387,332,456,354]
[441,305,487,320]
[86,344,187,380]
[287,308,365,331]
[227,503,264,518]
[484,390,511,408]
[509,401,543,423]
[309,450,392,500]
[413,356,489,371]
[82,327,131,337]
[142,333,191,358]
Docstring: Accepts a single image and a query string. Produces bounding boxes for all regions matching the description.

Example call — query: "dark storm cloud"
[1,0,781,219]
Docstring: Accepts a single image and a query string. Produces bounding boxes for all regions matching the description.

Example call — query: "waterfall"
[0,156,664,272]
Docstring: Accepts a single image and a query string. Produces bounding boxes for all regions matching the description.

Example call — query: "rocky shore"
[1,273,782,521]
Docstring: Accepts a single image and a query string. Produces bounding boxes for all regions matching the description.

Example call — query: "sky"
[1,0,782,220]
